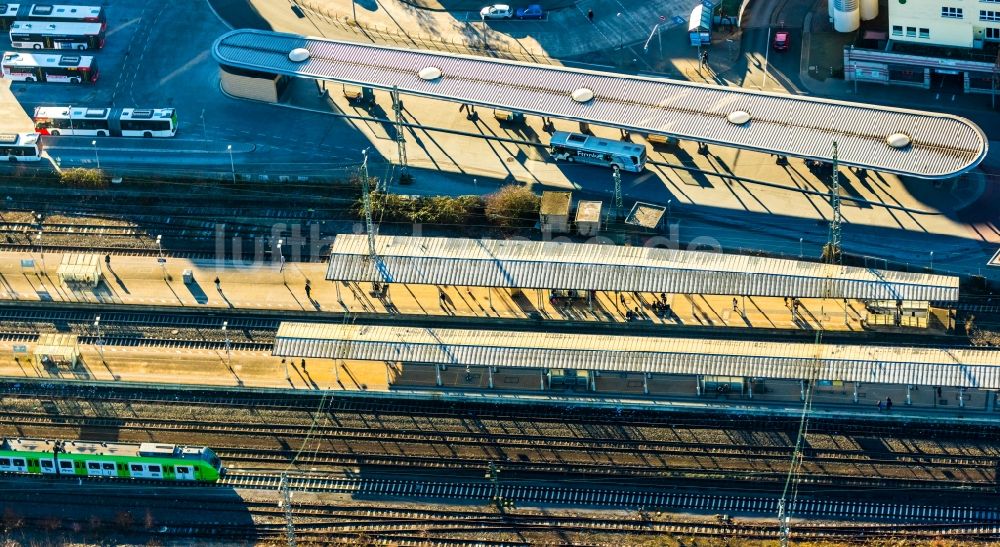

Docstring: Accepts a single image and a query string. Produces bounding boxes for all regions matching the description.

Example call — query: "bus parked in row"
[549,131,647,172]
[0,133,42,161]
[10,20,104,49]
[1,51,97,82]
[33,107,178,137]
[0,4,106,29]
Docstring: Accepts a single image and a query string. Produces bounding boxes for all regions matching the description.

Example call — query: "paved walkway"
[1,251,871,331]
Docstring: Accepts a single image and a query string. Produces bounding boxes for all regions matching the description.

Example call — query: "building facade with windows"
[889,0,1000,48]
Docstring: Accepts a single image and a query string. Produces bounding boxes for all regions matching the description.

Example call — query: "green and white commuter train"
[0,438,224,482]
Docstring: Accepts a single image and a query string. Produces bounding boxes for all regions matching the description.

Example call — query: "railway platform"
[0,251,934,333]
[0,339,995,426]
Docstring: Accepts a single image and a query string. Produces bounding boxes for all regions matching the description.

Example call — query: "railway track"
[5,473,1000,544]
[218,471,1000,525]
[2,409,994,470]
[3,378,1000,441]
[2,408,996,492]
[0,331,270,351]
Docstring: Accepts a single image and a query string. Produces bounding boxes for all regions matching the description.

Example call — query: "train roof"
[1,438,213,459]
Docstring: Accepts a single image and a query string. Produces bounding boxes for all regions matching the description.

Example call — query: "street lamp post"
[799,237,804,258]
[276,239,285,272]
[156,234,166,280]
[616,12,624,50]
[91,140,100,170]
[94,315,104,363]
[761,26,772,88]
[930,251,934,271]
[227,144,236,184]
[36,231,44,272]
[222,321,231,366]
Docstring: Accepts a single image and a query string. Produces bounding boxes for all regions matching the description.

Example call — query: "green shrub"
[59,168,107,188]
[484,185,539,229]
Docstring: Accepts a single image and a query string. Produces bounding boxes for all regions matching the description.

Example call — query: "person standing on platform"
[214,276,221,291]
[885,397,893,411]
[876,399,884,412]
[587,8,594,21]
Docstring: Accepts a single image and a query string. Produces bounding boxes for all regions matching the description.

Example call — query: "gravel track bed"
[1,398,995,486]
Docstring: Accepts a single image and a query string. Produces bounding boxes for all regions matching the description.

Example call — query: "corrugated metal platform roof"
[325,235,959,301]
[274,323,1000,388]
[212,29,988,179]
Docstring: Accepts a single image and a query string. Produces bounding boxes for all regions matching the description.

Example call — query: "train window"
[176,466,189,474]
[101,463,114,470]
[130,464,142,472]
[13,459,24,466]
[40,460,53,469]
[87,462,100,470]
[60,461,73,469]
[0,458,9,466]
[148,465,161,473]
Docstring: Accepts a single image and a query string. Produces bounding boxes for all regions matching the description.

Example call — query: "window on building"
[981,0,1000,4]
[987,26,1000,39]
[919,27,930,37]
[980,9,1000,19]
[892,25,903,35]
[941,6,964,17]
[906,26,917,36]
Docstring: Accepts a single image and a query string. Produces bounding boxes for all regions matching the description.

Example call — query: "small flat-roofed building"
[540,191,571,234]
[57,253,101,288]
[575,200,602,236]
[33,333,79,369]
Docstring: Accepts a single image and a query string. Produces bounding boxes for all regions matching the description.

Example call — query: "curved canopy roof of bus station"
[212,29,988,179]
[325,235,959,301]
[275,323,1000,389]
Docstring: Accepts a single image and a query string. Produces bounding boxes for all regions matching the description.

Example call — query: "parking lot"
[0,0,375,174]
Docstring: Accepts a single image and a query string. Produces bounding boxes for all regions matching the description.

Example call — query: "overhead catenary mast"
[825,141,843,265]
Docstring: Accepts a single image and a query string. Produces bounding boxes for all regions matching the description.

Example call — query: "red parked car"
[772,31,790,51]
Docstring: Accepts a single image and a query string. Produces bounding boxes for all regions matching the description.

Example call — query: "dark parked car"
[515,4,544,19]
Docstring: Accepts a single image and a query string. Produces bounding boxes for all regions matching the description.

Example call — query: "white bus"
[0,5,105,29]
[33,106,178,137]
[1,51,97,82]
[549,131,647,172]
[10,20,104,49]
[0,133,42,161]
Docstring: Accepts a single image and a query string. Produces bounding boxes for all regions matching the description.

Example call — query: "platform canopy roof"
[212,29,987,179]
[325,235,959,301]
[275,323,1000,389]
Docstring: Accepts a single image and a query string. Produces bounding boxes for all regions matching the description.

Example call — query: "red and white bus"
[10,20,104,49]
[1,51,97,82]
[34,107,178,137]
[0,4,105,30]
[0,133,42,162]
